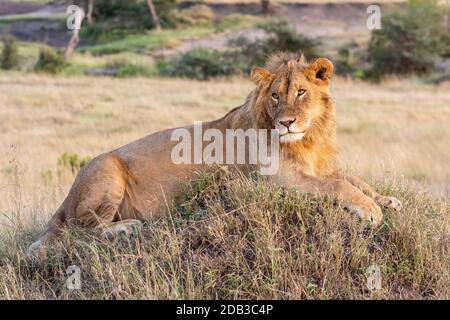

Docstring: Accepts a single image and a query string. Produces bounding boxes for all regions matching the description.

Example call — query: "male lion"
[28,52,401,255]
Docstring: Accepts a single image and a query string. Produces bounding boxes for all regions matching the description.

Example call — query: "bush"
[57,152,91,174]
[106,59,154,77]
[90,0,177,32]
[230,20,321,72]
[175,4,215,25]
[153,0,178,28]
[368,0,448,79]
[335,47,356,76]
[117,63,154,77]
[158,48,244,80]
[159,20,322,80]
[262,20,320,58]
[0,35,19,70]
[34,48,66,73]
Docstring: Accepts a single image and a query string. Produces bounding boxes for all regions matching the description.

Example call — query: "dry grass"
[0,73,449,299]
[0,169,448,299]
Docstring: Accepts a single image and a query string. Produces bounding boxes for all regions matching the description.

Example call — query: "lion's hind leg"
[27,205,66,258]
[27,153,134,257]
[73,154,132,229]
[100,219,143,240]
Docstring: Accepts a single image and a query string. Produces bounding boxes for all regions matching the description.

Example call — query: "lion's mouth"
[279,131,306,143]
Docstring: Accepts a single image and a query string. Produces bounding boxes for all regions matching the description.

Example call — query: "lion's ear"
[305,58,334,85]
[251,67,273,87]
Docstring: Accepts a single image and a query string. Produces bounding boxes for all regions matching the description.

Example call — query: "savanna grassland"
[0,73,449,299]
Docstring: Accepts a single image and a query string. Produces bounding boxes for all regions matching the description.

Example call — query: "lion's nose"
[279,118,296,129]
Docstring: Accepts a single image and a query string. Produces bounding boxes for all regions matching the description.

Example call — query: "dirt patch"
[0,20,71,47]
[0,1,43,16]
[0,3,72,47]
[152,28,266,59]
[169,2,406,56]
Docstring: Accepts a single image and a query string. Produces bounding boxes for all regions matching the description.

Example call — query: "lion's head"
[251,52,335,145]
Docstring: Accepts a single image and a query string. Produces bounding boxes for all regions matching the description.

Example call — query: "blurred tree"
[82,0,176,32]
[0,35,19,70]
[368,0,448,78]
[230,20,321,72]
[146,0,161,31]
[261,0,271,14]
[86,0,94,26]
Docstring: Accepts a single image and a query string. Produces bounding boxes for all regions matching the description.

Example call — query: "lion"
[28,52,401,255]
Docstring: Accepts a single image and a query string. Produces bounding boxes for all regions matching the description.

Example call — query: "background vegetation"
[368,0,450,79]
[2,0,449,80]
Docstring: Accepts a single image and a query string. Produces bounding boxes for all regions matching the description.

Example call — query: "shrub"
[57,152,91,174]
[262,20,320,58]
[158,48,243,80]
[34,48,66,74]
[0,35,19,70]
[335,47,356,76]
[230,20,321,72]
[160,20,322,80]
[368,0,448,79]
[106,59,154,77]
[117,63,154,77]
[153,0,178,28]
[91,0,177,31]
[175,4,215,25]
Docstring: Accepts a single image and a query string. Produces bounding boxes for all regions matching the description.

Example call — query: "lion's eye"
[272,93,279,100]
[298,89,306,96]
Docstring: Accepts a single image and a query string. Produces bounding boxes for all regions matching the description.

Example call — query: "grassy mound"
[0,169,448,299]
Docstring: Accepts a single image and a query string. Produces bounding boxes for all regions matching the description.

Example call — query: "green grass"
[0,40,45,56]
[0,13,66,23]
[0,40,158,77]
[81,15,268,56]
[81,25,218,55]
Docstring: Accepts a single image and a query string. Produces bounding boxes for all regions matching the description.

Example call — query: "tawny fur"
[29,52,401,255]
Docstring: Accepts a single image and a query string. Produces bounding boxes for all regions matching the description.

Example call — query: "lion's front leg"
[275,175,384,227]
[331,172,402,211]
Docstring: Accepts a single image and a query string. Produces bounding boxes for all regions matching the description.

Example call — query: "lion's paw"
[375,196,402,211]
[102,219,143,240]
[27,238,45,259]
[346,197,383,227]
